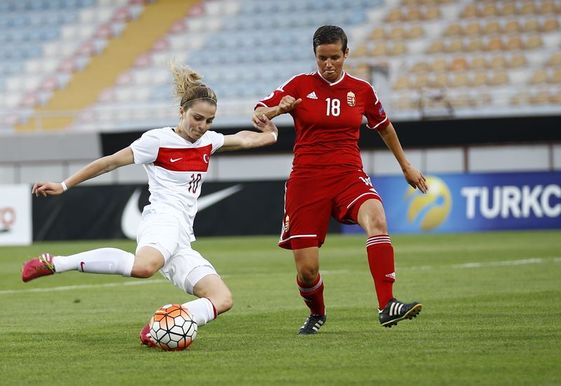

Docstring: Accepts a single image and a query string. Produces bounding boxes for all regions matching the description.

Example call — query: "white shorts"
[136,207,190,261]
[159,250,218,294]
[136,208,218,294]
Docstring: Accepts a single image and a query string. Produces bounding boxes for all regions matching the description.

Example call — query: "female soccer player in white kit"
[21,63,279,347]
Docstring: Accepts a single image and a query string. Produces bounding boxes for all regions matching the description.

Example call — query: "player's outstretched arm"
[377,123,428,193]
[221,115,278,152]
[32,147,135,197]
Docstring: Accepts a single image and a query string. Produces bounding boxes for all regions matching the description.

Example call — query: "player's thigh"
[136,210,181,262]
[281,175,332,248]
[333,169,381,224]
[356,198,388,235]
[160,247,219,295]
[132,246,166,277]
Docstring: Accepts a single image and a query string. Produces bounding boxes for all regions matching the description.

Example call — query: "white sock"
[182,298,216,327]
[52,248,134,277]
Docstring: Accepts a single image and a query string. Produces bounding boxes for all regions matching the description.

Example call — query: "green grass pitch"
[1,231,560,386]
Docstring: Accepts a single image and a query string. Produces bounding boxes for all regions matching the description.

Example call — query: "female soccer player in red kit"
[253,25,428,334]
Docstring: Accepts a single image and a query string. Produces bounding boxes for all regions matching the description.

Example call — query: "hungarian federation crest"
[347,91,356,107]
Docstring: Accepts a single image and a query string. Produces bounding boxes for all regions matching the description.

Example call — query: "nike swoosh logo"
[170,158,182,163]
[197,185,242,211]
[121,189,143,240]
[120,185,243,240]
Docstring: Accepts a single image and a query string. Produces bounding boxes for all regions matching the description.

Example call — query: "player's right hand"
[32,182,65,197]
[278,96,302,114]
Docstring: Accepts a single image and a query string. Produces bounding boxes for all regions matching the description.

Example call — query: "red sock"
[297,274,325,316]
[366,234,395,310]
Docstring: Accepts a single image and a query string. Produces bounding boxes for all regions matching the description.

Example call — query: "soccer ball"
[149,304,198,351]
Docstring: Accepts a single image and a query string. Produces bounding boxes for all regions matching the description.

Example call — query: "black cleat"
[379,298,422,328]
[298,314,326,335]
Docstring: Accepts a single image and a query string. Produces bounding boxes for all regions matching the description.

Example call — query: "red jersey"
[256,71,389,169]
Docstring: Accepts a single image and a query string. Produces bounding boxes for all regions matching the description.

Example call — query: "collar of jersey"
[316,71,346,86]
[171,127,200,145]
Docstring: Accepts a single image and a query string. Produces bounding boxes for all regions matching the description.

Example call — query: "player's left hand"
[253,114,278,136]
[404,167,428,193]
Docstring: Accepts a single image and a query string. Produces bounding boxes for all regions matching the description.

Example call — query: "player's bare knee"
[131,262,159,278]
[218,293,234,314]
[365,216,388,235]
[212,291,233,314]
[298,269,319,285]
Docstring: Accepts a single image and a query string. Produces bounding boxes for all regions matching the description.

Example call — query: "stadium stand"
[0,0,137,130]
[358,0,561,120]
[0,0,560,132]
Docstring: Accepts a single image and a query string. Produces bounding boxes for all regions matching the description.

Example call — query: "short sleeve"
[255,75,299,109]
[365,86,390,131]
[205,130,225,154]
[130,130,160,164]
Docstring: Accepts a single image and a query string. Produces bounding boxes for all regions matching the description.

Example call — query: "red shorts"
[278,167,381,250]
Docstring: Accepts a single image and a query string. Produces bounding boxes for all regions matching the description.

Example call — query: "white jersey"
[130,127,224,241]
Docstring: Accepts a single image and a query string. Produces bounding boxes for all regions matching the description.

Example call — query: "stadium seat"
[464,38,483,52]
[498,1,516,16]
[432,73,448,88]
[541,17,559,32]
[489,55,507,70]
[487,70,509,86]
[547,52,561,66]
[484,36,504,51]
[450,57,469,72]
[508,53,528,68]
[471,71,488,87]
[549,90,561,104]
[479,3,498,17]
[523,18,541,33]
[464,22,481,36]
[470,56,488,70]
[504,35,524,50]
[445,38,463,53]
[393,75,411,91]
[523,34,543,49]
[503,19,521,33]
[550,69,561,83]
[528,90,549,104]
[460,3,477,18]
[530,69,548,85]
[444,22,462,37]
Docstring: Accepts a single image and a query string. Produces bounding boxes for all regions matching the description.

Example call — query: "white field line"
[2,257,560,296]
[400,256,561,271]
[454,258,544,269]
[0,279,168,295]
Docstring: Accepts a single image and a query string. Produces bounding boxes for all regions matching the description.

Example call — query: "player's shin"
[297,273,325,316]
[52,248,134,276]
[181,297,216,326]
[366,235,395,310]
